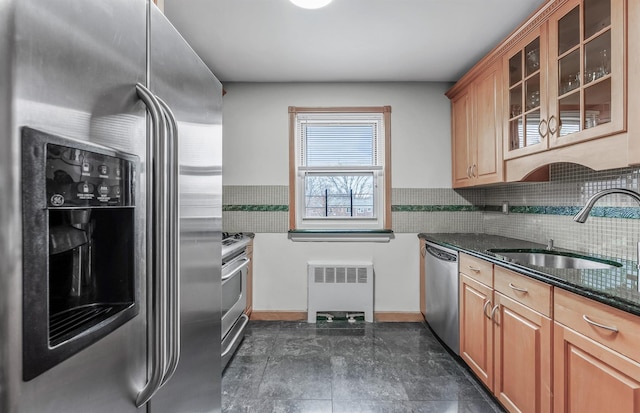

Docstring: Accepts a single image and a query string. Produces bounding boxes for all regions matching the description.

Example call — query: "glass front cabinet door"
[548,0,625,148]
[504,28,549,159]
[504,0,625,160]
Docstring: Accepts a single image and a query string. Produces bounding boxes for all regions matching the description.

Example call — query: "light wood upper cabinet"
[474,62,504,185]
[449,0,636,182]
[450,62,504,188]
[504,0,625,161]
[503,24,550,159]
[546,0,625,148]
[452,91,473,187]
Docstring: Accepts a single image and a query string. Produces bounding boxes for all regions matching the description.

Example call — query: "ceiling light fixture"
[289,0,333,9]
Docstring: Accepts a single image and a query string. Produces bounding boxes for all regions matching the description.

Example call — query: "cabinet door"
[451,90,472,188]
[460,274,494,390]
[473,61,504,185]
[419,238,426,318]
[554,322,640,413]
[494,293,552,413]
[503,26,549,160]
[547,0,625,147]
[244,239,254,315]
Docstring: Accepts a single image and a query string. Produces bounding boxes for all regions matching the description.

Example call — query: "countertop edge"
[418,233,640,318]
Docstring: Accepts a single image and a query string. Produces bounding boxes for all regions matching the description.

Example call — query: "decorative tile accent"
[391,205,481,212]
[482,163,640,261]
[223,163,640,261]
[223,204,289,212]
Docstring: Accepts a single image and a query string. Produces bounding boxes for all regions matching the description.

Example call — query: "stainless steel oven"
[221,233,251,369]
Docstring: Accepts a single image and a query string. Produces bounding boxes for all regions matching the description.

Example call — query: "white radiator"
[307,262,374,323]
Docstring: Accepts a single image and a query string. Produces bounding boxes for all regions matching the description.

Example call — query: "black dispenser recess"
[22,127,139,381]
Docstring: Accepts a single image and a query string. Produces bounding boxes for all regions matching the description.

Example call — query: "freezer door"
[147,5,222,413]
[8,0,148,412]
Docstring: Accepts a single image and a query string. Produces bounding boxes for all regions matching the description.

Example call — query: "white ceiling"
[164,0,546,83]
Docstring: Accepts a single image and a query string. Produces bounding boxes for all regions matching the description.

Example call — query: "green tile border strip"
[223,204,481,212]
[223,204,640,219]
[506,205,640,219]
[223,204,289,212]
[391,205,481,212]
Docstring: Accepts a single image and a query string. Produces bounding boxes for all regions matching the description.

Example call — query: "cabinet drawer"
[555,288,640,363]
[494,266,552,317]
[459,253,493,286]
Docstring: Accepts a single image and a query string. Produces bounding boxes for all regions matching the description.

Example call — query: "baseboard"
[249,310,425,322]
[249,311,307,321]
[374,312,425,322]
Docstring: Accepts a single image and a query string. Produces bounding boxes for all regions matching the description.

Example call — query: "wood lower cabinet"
[459,253,640,413]
[554,322,640,413]
[554,288,640,413]
[244,238,254,315]
[419,238,426,318]
[494,292,552,413]
[460,273,494,389]
[460,256,552,413]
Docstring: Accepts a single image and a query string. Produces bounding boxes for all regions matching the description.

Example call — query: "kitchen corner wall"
[222,82,640,313]
[222,82,464,312]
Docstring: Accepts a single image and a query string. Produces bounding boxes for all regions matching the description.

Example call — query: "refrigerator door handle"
[135,83,169,408]
[156,97,181,387]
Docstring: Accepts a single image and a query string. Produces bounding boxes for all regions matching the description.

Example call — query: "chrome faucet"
[574,188,640,223]
[573,188,640,277]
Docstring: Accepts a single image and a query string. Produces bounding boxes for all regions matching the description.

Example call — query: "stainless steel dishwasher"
[423,241,459,355]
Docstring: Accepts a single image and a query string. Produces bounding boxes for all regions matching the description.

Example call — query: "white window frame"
[288,106,392,231]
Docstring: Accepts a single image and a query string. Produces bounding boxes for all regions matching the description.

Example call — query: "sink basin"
[486,249,622,270]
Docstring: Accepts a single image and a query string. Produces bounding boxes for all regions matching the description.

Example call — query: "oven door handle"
[222,258,251,281]
[221,314,250,358]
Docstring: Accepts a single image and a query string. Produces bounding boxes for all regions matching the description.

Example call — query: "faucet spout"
[573,188,640,223]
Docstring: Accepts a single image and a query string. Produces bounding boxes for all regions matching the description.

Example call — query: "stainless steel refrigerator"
[0,0,222,412]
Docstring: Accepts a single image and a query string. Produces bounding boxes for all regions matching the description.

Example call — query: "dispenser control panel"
[46,144,134,207]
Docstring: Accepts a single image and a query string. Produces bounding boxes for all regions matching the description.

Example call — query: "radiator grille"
[313,265,369,284]
[307,262,374,323]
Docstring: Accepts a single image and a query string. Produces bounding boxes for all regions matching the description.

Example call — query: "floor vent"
[307,262,374,323]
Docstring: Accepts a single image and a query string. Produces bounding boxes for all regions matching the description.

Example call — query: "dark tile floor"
[222,320,505,413]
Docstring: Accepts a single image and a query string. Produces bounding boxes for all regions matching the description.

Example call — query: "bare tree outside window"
[305,174,374,217]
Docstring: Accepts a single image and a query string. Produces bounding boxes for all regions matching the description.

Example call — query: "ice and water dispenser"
[22,127,139,380]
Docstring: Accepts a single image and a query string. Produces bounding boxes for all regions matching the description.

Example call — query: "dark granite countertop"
[418,233,640,317]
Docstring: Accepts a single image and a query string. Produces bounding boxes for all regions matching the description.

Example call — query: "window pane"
[304,174,374,218]
[305,124,375,166]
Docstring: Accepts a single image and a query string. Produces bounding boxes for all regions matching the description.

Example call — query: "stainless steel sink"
[486,249,622,270]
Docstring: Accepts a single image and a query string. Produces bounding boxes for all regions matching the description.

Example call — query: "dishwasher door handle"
[426,245,457,262]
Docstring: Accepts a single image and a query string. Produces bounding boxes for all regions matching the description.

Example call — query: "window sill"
[288,229,394,243]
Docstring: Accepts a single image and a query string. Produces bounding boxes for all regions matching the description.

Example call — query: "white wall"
[223,82,453,312]
[222,82,453,188]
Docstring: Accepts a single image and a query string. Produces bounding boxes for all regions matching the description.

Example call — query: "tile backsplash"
[223,163,640,261]
[482,163,640,261]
